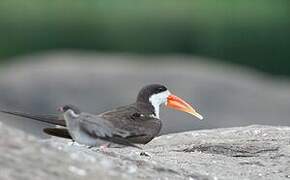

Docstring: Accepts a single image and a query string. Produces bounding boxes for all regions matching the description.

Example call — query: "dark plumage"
[58,105,141,148]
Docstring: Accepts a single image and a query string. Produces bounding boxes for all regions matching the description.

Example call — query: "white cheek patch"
[149,90,170,119]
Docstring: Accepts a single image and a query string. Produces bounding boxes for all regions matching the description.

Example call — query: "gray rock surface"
[0,51,290,137]
[1,121,290,180]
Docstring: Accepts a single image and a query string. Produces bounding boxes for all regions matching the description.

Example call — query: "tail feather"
[43,128,72,139]
[0,109,66,126]
[44,127,141,148]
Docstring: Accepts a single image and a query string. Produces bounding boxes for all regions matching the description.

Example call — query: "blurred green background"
[0,0,289,76]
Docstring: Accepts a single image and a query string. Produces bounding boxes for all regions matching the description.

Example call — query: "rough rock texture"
[1,122,290,180]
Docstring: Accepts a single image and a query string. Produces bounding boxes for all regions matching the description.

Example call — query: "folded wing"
[79,114,141,149]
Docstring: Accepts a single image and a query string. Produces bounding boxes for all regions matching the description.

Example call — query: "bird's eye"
[131,113,141,120]
[156,87,165,93]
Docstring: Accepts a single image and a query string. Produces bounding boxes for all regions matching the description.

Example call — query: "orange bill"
[166,94,203,120]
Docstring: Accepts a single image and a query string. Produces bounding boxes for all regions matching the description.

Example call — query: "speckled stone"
[0,122,290,180]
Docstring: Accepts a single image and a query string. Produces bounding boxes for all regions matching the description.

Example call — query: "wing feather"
[0,109,66,126]
[79,114,141,148]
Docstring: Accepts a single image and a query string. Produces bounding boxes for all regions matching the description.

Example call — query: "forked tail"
[0,109,66,126]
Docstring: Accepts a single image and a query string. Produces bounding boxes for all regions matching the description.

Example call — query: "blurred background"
[0,0,289,137]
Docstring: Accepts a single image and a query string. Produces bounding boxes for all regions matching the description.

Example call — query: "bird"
[57,104,141,148]
[0,84,203,144]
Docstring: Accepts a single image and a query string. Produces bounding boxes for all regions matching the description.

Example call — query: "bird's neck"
[149,101,160,119]
[136,101,159,119]
[63,110,80,127]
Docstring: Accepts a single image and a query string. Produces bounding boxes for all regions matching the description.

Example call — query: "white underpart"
[149,90,171,119]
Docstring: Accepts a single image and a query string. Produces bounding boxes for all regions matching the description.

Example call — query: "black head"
[136,84,168,103]
[58,104,81,114]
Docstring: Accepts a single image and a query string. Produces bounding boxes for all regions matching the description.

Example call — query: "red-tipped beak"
[166,94,203,120]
